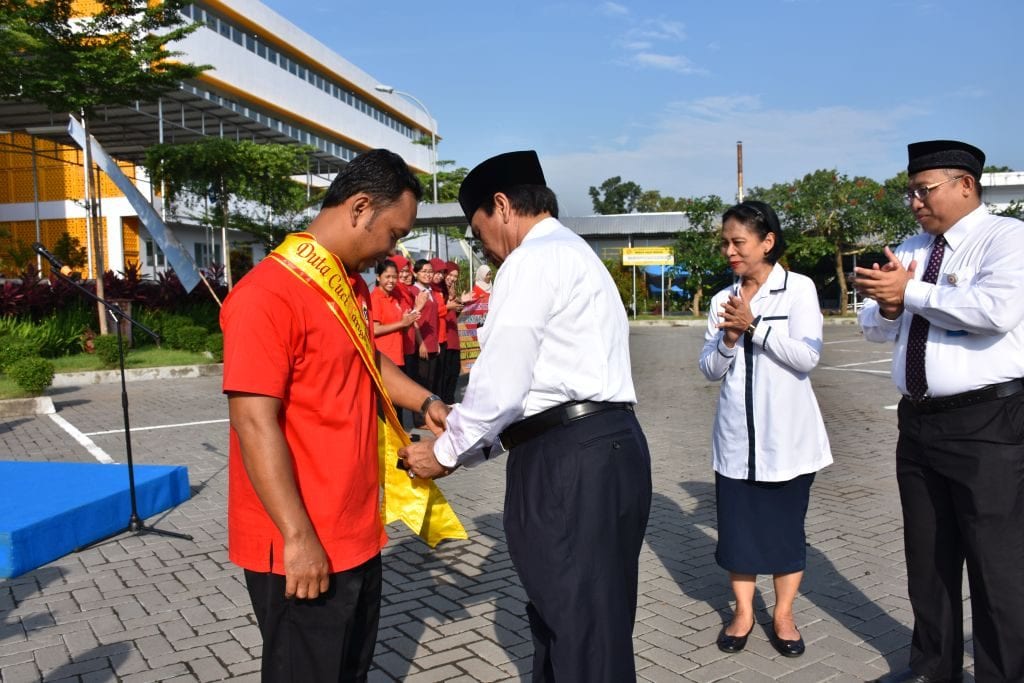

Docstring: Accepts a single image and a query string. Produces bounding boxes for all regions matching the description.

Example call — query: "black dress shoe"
[769,623,805,657]
[868,668,964,683]
[716,619,755,653]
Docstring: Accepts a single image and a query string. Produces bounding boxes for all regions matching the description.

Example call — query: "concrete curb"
[49,363,223,388]
[0,395,56,419]
[630,317,861,327]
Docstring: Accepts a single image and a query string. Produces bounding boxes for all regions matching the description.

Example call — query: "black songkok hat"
[458,150,546,223]
[907,140,985,179]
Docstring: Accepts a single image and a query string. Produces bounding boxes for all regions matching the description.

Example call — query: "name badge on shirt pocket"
[939,266,975,288]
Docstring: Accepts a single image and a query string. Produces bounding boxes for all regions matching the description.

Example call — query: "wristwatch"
[420,393,442,414]
[745,315,761,337]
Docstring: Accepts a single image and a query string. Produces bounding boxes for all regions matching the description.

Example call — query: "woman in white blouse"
[698,200,832,659]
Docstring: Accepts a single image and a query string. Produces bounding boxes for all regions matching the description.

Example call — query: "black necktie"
[905,235,946,399]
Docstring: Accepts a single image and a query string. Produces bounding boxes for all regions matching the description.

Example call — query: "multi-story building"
[0,0,437,281]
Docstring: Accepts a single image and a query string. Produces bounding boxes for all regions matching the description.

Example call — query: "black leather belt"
[500,401,634,450]
[903,378,1024,414]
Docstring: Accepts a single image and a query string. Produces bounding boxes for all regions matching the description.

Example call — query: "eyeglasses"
[903,175,965,205]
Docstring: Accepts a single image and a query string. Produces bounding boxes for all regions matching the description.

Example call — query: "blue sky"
[261,0,1024,216]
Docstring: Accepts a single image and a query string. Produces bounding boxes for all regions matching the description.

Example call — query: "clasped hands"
[398,400,455,480]
[717,294,754,348]
[852,247,916,319]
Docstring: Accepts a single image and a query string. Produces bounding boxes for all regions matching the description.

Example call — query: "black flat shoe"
[868,668,964,683]
[716,618,755,653]
[769,623,805,657]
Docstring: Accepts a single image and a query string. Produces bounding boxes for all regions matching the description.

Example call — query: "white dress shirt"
[858,205,1024,397]
[699,265,833,482]
[433,217,637,468]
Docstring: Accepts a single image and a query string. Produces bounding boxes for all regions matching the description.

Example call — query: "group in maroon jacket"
[371,255,471,420]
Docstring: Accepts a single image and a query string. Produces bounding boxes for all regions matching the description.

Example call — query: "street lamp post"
[374,84,437,204]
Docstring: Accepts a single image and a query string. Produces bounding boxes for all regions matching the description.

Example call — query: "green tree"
[983,165,1013,173]
[673,195,728,315]
[0,0,205,112]
[145,139,311,288]
[0,0,207,327]
[417,161,469,204]
[52,231,88,272]
[995,199,1024,220]
[589,176,642,214]
[750,170,916,313]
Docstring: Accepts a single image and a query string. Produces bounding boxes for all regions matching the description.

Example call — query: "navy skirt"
[715,472,815,575]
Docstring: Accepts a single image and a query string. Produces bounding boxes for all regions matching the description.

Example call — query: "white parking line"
[48,413,115,464]
[82,418,229,437]
[819,367,892,376]
[828,358,893,368]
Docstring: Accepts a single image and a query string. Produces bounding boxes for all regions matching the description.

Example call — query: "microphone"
[32,242,74,277]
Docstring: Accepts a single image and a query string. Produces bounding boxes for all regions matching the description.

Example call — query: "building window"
[194,241,222,268]
[145,240,166,268]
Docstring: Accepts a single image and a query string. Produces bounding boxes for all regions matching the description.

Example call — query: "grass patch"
[0,375,32,399]
[51,347,217,372]
[0,347,217,400]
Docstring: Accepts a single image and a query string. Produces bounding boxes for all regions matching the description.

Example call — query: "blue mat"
[0,461,190,578]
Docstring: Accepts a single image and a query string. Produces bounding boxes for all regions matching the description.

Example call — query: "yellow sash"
[270,232,467,547]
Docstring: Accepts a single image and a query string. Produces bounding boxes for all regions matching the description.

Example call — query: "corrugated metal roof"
[413,204,693,236]
[561,212,691,236]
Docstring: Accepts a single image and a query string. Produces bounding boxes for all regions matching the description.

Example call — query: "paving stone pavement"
[0,324,977,682]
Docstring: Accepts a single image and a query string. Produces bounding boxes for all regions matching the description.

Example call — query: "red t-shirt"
[221,257,385,574]
[370,285,405,366]
[471,285,491,303]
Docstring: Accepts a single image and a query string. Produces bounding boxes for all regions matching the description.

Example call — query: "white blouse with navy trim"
[699,264,833,482]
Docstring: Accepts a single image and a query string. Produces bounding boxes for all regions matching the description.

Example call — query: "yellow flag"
[271,233,468,547]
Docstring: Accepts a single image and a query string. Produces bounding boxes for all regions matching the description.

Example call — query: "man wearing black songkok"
[855,140,1024,683]
[400,151,652,681]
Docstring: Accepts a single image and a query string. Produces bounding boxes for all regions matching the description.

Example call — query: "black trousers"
[432,342,447,396]
[439,346,462,404]
[415,351,439,395]
[244,554,382,683]
[896,392,1024,682]
[413,352,438,426]
[503,408,652,682]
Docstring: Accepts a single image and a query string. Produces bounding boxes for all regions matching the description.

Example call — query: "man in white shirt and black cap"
[400,150,652,682]
[855,140,1024,683]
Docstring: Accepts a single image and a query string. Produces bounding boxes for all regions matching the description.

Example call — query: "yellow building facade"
[0,0,436,283]
[0,132,140,278]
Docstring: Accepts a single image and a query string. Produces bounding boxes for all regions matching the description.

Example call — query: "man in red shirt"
[221,149,449,682]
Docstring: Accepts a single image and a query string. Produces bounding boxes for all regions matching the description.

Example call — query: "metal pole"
[851,253,858,312]
[660,266,665,319]
[30,136,42,275]
[82,111,108,334]
[629,236,636,319]
[737,141,744,203]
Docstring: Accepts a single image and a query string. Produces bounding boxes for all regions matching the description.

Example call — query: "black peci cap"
[458,151,546,223]
[907,140,985,179]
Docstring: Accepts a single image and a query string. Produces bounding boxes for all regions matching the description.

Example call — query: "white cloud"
[601,2,628,16]
[541,98,924,215]
[625,20,686,44]
[628,52,705,75]
[609,11,700,76]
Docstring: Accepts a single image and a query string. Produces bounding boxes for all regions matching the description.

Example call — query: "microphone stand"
[46,264,194,548]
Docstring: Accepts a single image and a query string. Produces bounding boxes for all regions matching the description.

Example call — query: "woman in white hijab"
[470,264,492,302]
